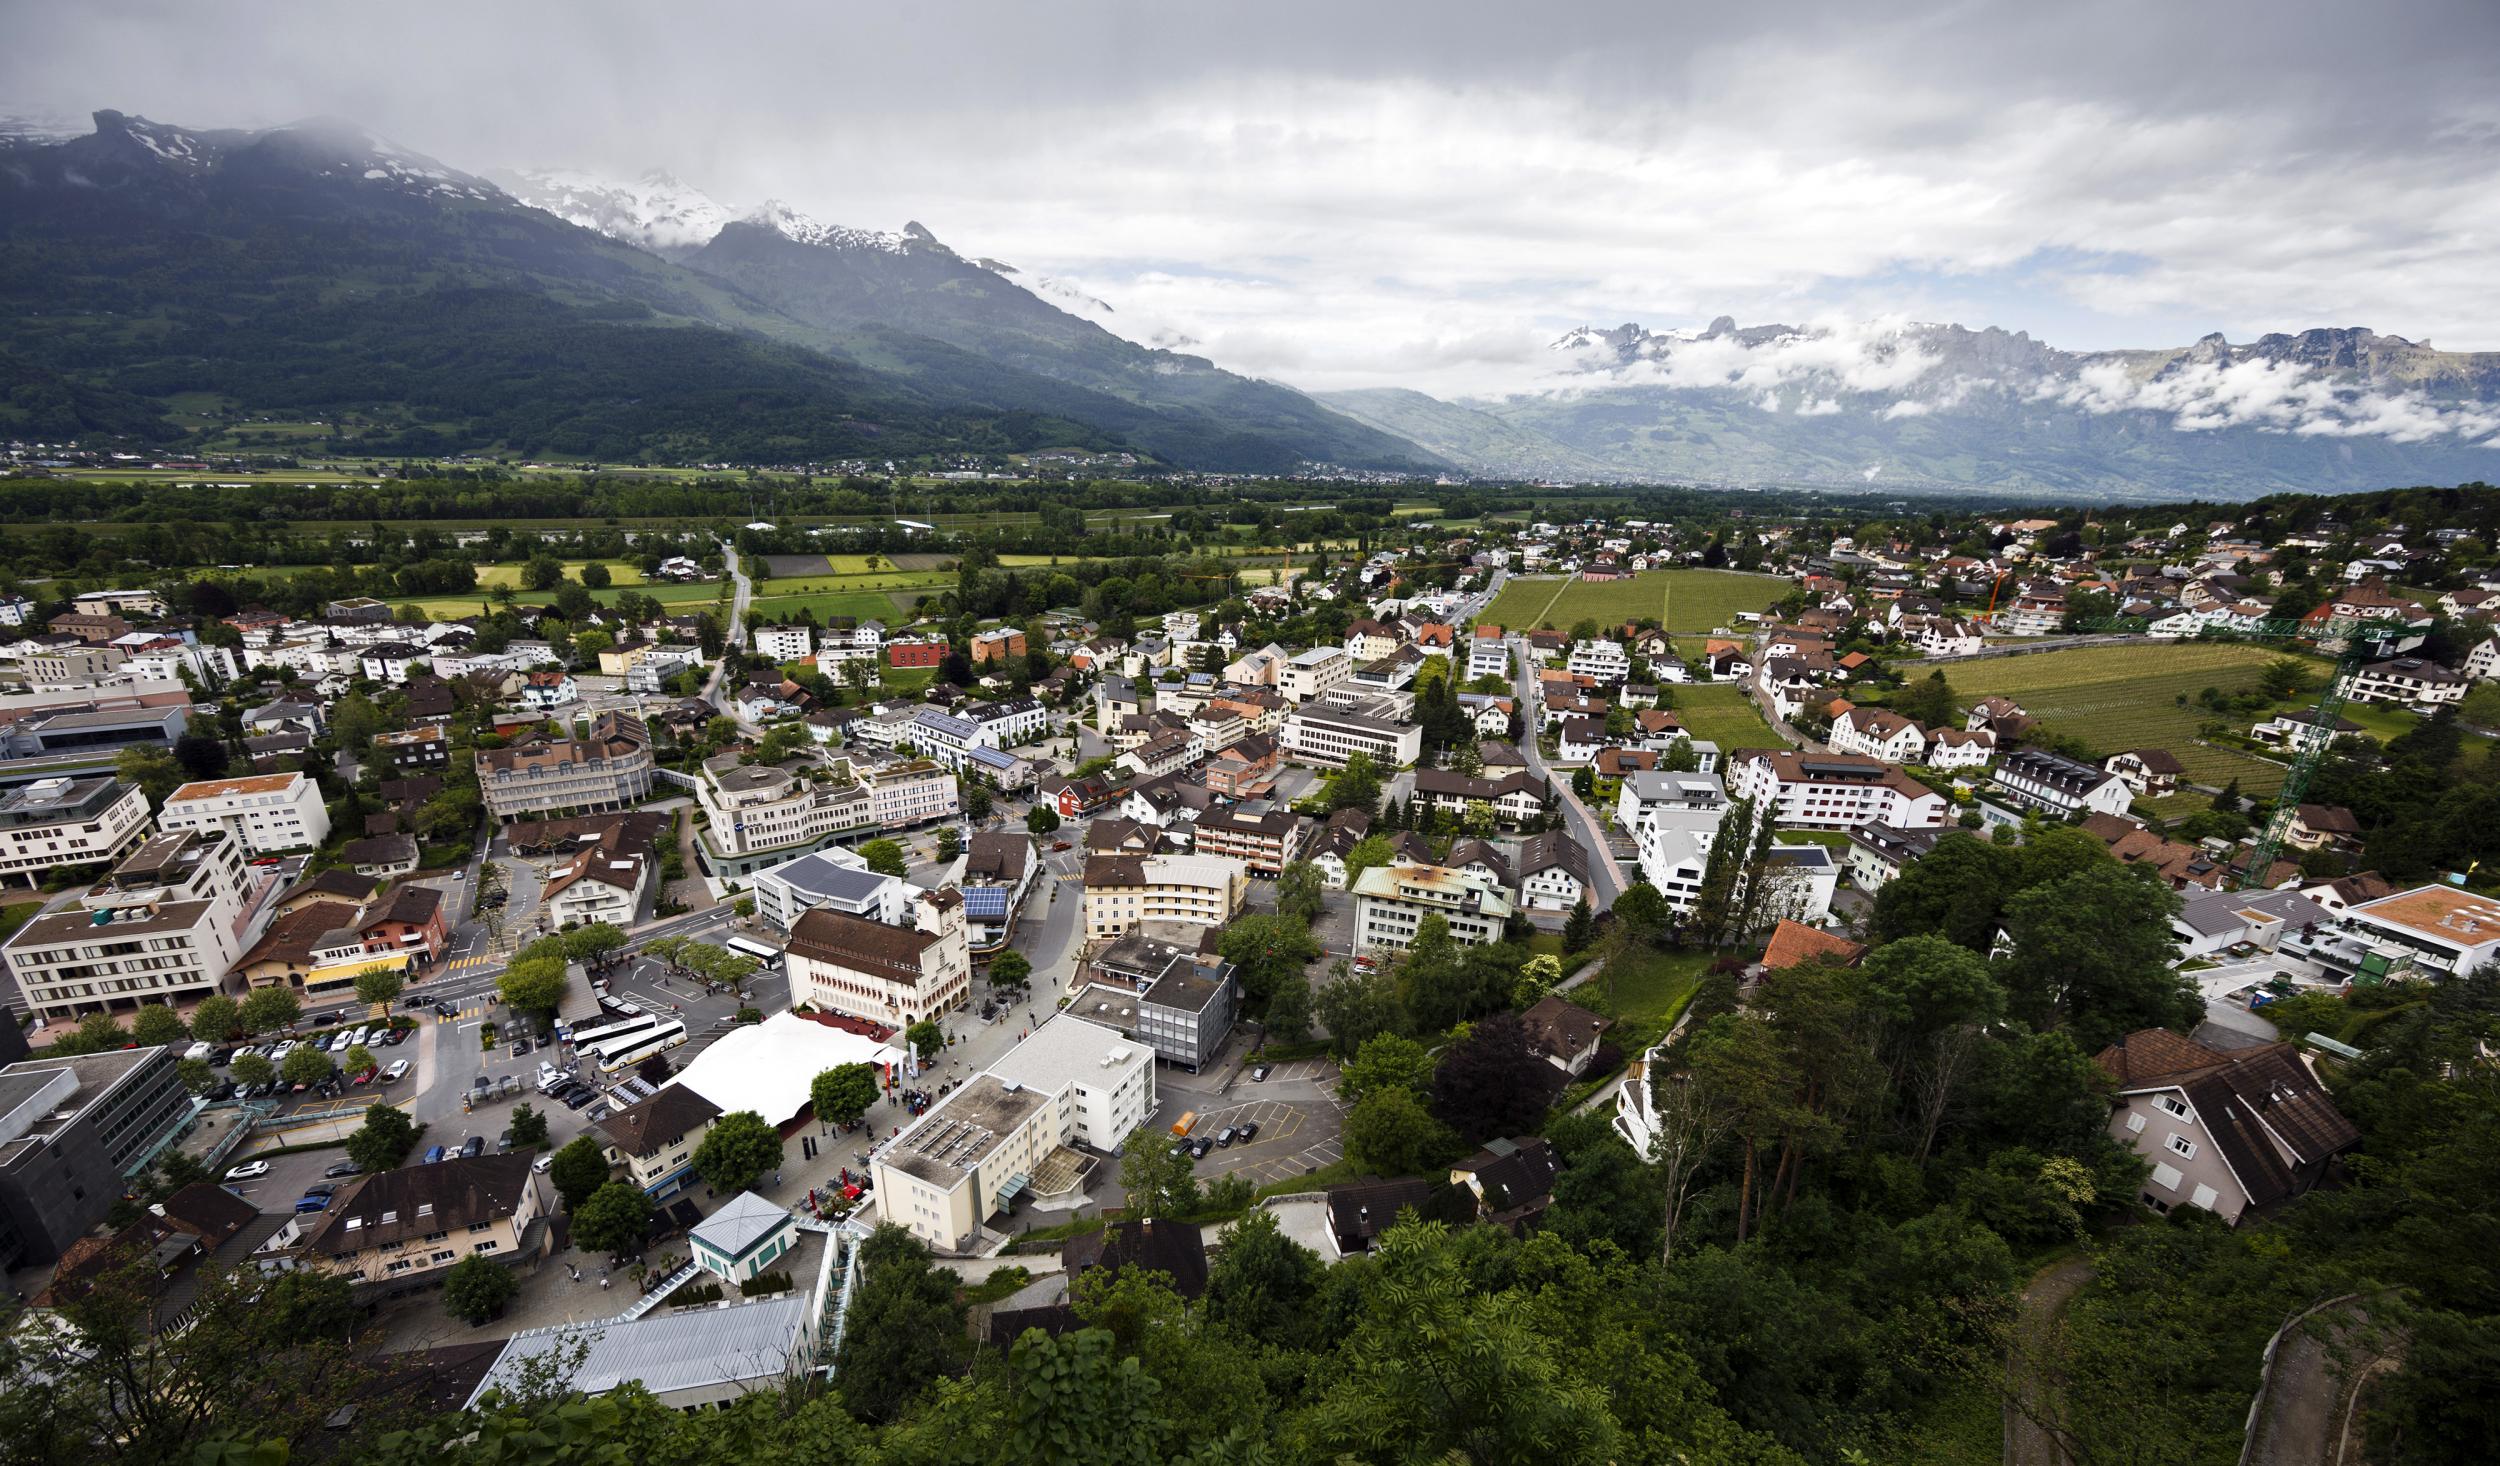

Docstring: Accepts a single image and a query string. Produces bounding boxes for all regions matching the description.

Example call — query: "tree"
[1276,860,1327,924]
[561,922,629,964]
[352,966,403,1011]
[578,561,612,590]
[2258,656,2311,701]
[988,949,1032,999]
[1341,833,1394,890]
[1024,805,1060,835]
[1429,1013,1555,1144]
[521,554,565,591]
[1998,863,2197,1048]
[860,838,909,877]
[905,1019,945,1065]
[1344,1086,1457,1176]
[833,1224,971,1424]
[1562,895,1595,953]
[508,1103,550,1150]
[341,1102,418,1174]
[1219,913,1320,1011]
[1609,881,1673,948]
[964,784,994,823]
[1339,1033,1435,1104]
[1118,1124,1201,1218]
[238,985,301,1035]
[497,955,568,1017]
[230,1052,276,1090]
[1894,669,1958,728]
[1315,962,1405,1058]
[1641,1069,1737,1264]
[129,1003,187,1048]
[811,1063,881,1129]
[934,826,962,861]
[1397,914,1475,1032]
[442,1252,518,1324]
[188,993,241,1043]
[1324,751,1385,815]
[175,1057,215,1094]
[1264,973,1314,1044]
[280,1045,335,1089]
[573,1181,655,1257]
[548,1135,614,1211]
[340,1043,375,1077]
[1203,1207,1327,1350]
[692,1109,783,1193]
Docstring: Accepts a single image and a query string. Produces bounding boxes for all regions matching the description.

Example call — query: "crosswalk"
[440,954,501,975]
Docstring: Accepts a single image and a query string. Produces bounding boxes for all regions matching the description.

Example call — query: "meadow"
[1673,683,1784,753]
[1483,569,1787,635]
[1942,642,2303,794]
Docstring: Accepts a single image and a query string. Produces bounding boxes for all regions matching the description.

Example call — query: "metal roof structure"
[465,1294,814,1407]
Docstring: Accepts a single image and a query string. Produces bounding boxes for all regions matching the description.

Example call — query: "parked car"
[381,1059,410,1083]
[423,1145,447,1164]
[532,1153,555,1173]
[206,1081,236,1101]
[510,1039,530,1058]
[1189,1138,1212,1159]
[1236,1121,1260,1142]
[460,1136,485,1159]
[293,1194,331,1214]
[1250,1065,1272,1082]
[324,1161,362,1179]
[1215,1126,1238,1148]
[224,1160,271,1181]
[352,1068,376,1086]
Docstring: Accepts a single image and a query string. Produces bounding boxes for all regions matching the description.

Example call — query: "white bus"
[567,1012,664,1052]
[723,935,782,966]
[585,1016,688,1074]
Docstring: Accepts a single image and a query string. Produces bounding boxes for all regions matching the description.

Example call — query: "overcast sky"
[11,0,2499,397]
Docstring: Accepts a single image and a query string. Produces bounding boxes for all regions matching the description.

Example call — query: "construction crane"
[2072,613,2395,889]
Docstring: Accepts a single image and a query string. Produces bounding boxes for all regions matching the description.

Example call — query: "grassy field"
[1944,643,2297,795]
[748,588,937,624]
[1482,569,1787,634]
[1574,949,1710,1052]
[758,570,955,596]
[1675,683,1784,752]
[397,580,722,619]
[474,560,646,588]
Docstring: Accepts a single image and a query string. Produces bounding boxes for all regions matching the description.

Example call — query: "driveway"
[2005,1256,2092,1466]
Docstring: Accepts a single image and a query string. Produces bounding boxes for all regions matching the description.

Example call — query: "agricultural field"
[759,553,954,577]
[1673,683,1783,753]
[1483,569,1786,635]
[396,580,721,619]
[1944,643,2300,794]
[747,588,940,624]
[475,560,646,588]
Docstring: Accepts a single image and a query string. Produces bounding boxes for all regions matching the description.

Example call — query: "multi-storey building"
[1187,806,1305,877]
[1726,750,1950,830]
[3,828,263,1022]
[593,1085,722,1200]
[157,771,331,855]
[861,757,959,829]
[1076,927,1241,1073]
[1409,767,1550,827]
[693,753,875,880]
[1566,639,1630,683]
[965,698,1048,747]
[0,776,152,887]
[1827,708,1929,765]
[886,636,947,669]
[1993,748,2134,819]
[752,625,814,663]
[373,724,452,772]
[784,888,971,1028]
[970,628,1027,664]
[1278,704,1422,769]
[0,1048,192,1266]
[749,847,910,932]
[1082,853,1246,943]
[2346,657,2468,709]
[1353,862,1514,949]
[1279,646,1353,704]
[875,1017,1153,1254]
[1467,625,1509,680]
[477,714,654,821]
[260,1152,550,1294]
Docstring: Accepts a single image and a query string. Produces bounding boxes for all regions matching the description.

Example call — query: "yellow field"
[474,561,646,588]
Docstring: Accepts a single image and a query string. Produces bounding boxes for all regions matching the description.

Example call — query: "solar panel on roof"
[961,887,1011,919]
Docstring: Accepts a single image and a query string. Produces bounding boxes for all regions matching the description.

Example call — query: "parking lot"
[1152,1057,1346,1189]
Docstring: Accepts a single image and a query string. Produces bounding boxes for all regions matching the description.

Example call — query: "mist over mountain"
[1318,317,2500,500]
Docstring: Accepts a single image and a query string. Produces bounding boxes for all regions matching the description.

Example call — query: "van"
[1170,1110,1198,1138]
[182,1041,213,1063]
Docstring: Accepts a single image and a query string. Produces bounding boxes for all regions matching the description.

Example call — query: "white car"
[224,1160,271,1181]
[351,1026,370,1047]
[380,1059,411,1084]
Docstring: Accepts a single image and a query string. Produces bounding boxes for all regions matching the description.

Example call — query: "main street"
[1509,635,1627,907]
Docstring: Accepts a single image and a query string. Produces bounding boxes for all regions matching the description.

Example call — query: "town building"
[259,1152,551,1294]
[594,1085,723,1200]
[752,625,813,663]
[1843,823,1941,890]
[749,846,909,933]
[1994,748,2134,819]
[1073,927,1240,1072]
[1186,806,1305,877]
[861,757,959,830]
[539,822,653,928]
[874,1016,1154,1253]
[3,829,264,1022]
[1278,703,1423,769]
[0,776,152,887]
[2094,1030,2357,1224]
[157,772,330,855]
[1081,853,1247,943]
[970,627,1027,664]
[477,714,655,821]
[1353,862,1515,950]
[373,724,453,773]
[1513,830,1591,911]
[2103,748,2187,799]
[1726,750,1950,830]
[1827,708,1928,764]
[784,889,971,1029]
[1279,646,1353,704]
[1409,767,1550,828]
[0,1048,192,1267]
[693,753,875,880]
[2346,657,2468,709]
[689,1191,800,1283]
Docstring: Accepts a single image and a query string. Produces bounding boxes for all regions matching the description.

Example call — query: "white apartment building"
[1278,705,1423,769]
[1467,630,1510,681]
[749,847,910,933]
[0,776,153,887]
[874,1016,1154,1254]
[2346,657,2468,709]
[693,753,874,879]
[1727,750,1950,830]
[1566,639,1630,683]
[1827,708,1929,765]
[1636,806,1729,914]
[3,828,264,1021]
[1615,770,1727,839]
[1993,749,2134,820]
[1082,853,1247,942]
[1353,862,1515,950]
[964,699,1048,748]
[784,887,971,1029]
[752,625,814,663]
[157,772,331,855]
[903,710,999,772]
[861,758,959,829]
[1279,647,1353,704]
[477,715,655,821]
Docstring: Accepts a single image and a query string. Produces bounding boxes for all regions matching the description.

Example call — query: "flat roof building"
[0,1048,192,1267]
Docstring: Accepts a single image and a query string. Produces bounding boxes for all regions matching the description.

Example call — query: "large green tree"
[691,1110,783,1193]
[547,1135,612,1211]
[811,1063,881,1130]
[1118,1124,1200,1219]
[441,1253,518,1324]
[833,1224,972,1424]
[572,1181,654,1256]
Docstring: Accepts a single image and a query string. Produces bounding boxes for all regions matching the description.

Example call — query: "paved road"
[1509,638,1625,906]
[2245,1301,2397,1466]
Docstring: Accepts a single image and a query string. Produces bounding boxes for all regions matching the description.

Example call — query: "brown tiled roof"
[276,868,381,908]
[1759,920,1868,972]
[2091,1028,2230,1088]
[786,907,941,980]
[305,1153,534,1256]
[1516,995,1607,1062]
[237,900,363,969]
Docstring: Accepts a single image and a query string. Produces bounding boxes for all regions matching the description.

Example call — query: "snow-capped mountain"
[493,167,730,256]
